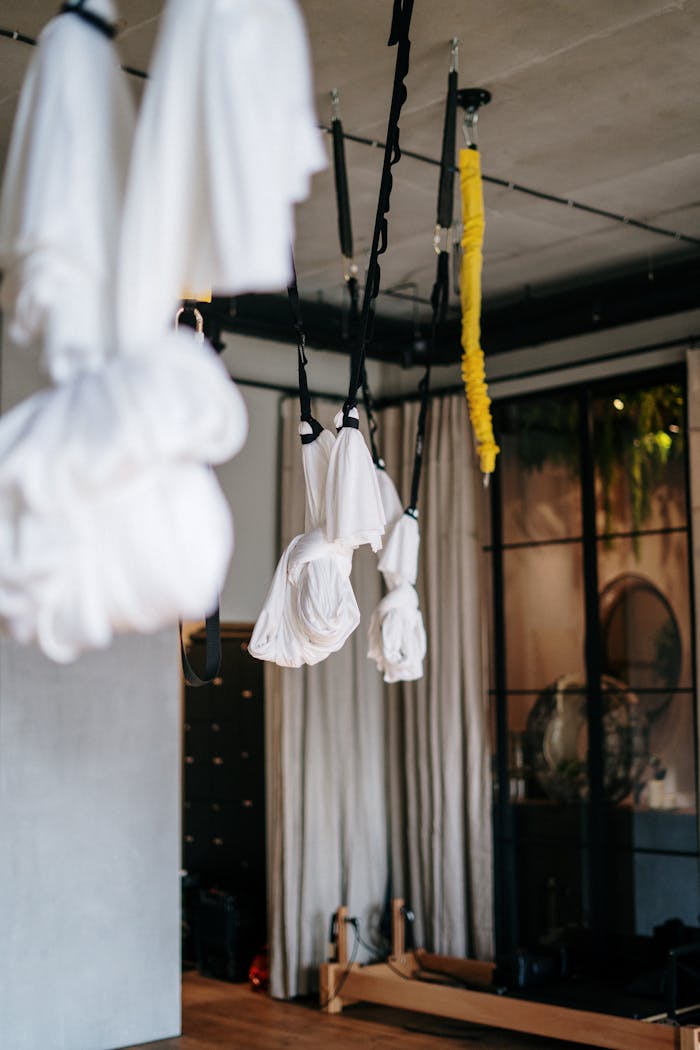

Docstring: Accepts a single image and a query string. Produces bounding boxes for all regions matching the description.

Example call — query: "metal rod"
[579,388,607,953]
[490,446,516,955]
[318,125,700,248]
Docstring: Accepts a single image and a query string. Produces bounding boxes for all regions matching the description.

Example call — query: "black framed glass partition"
[489,366,698,1002]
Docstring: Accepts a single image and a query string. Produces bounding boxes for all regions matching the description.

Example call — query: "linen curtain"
[266,391,493,999]
[266,398,388,998]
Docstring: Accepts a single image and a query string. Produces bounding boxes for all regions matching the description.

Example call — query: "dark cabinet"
[182,624,266,970]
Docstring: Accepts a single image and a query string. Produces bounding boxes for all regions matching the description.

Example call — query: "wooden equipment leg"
[319,905,355,1014]
[390,898,405,962]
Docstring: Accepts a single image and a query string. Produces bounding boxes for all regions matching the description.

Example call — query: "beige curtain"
[266,398,387,998]
[380,394,493,960]
[266,391,493,999]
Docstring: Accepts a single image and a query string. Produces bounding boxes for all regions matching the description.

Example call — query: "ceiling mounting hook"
[457,86,491,149]
[330,87,341,122]
[450,37,459,74]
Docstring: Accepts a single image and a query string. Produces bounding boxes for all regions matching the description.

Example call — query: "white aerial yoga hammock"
[116,0,326,341]
[0,0,322,662]
[0,0,133,382]
[249,282,372,668]
[367,464,426,683]
[249,418,361,668]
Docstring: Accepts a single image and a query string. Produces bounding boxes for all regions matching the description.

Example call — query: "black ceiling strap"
[344,0,414,415]
[60,1,117,39]
[180,609,222,688]
[409,54,458,513]
[287,261,325,443]
[408,252,449,511]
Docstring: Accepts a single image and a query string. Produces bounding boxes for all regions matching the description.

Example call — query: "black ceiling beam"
[211,252,700,368]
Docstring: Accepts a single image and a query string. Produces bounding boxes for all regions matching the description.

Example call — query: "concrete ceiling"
[1,0,699,329]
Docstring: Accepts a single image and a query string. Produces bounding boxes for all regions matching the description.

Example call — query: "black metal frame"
[489,361,698,966]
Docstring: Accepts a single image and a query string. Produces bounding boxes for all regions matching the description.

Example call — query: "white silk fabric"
[249,423,361,667]
[117,0,326,342]
[0,0,133,382]
[324,408,386,553]
[0,0,302,660]
[367,466,426,683]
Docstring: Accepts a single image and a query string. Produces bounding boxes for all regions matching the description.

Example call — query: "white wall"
[0,339,181,1050]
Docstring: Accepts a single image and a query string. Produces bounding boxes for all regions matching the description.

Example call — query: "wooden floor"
[126,972,601,1050]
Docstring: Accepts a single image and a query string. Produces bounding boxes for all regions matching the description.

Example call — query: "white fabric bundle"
[117,0,326,341]
[0,0,255,661]
[0,328,245,662]
[367,466,426,683]
[324,407,386,553]
[0,0,134,381]
[249,423,361,667]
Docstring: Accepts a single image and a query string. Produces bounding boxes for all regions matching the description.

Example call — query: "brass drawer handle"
[240,642,248,653]
[243,799,253,809]
[185,756,195,765]
[241,689,254,699]
[185,834,195,844]
[211,722,221,732]
[212,756,224,766]
[213,837,224,847]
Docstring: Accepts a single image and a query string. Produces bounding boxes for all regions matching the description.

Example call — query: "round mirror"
[599,573,681,720]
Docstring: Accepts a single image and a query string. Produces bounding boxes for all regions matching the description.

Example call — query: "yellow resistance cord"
[459,147,499,477]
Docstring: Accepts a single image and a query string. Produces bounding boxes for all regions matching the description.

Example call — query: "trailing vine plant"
[501,383,684,554]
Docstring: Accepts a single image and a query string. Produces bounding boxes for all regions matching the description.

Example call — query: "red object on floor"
[249,946,269,991]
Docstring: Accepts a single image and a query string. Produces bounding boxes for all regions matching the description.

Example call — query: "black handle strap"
[408,251,449,511]
[344,0,414,415]
[180,609,222,688]
[287,262,324,443]
[60,1,117,38]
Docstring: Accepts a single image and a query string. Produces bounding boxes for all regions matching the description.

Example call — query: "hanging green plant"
[501,383,684,555]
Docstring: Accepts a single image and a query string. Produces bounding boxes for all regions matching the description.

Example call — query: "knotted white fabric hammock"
[368,465,426,683]
[249,421,361,667]
[0,0,323,661]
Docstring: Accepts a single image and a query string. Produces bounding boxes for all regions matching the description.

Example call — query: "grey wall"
[0,341,181,1050]
[0,633,182,1050]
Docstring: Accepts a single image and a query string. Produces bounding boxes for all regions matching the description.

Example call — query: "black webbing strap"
[437,69,458,230]
[180,609,222,688]
[60,0,117,39]
[408,251,448,511]
[287,265,323,441]
[344,0,414,418]
[408,66,457,511]
[332,117,354,261]
[330,103,382,461]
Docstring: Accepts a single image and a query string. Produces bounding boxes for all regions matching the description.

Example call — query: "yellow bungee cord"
[458,144,499,479]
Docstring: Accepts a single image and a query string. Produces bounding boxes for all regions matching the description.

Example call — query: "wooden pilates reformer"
[319,900,700,1050]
